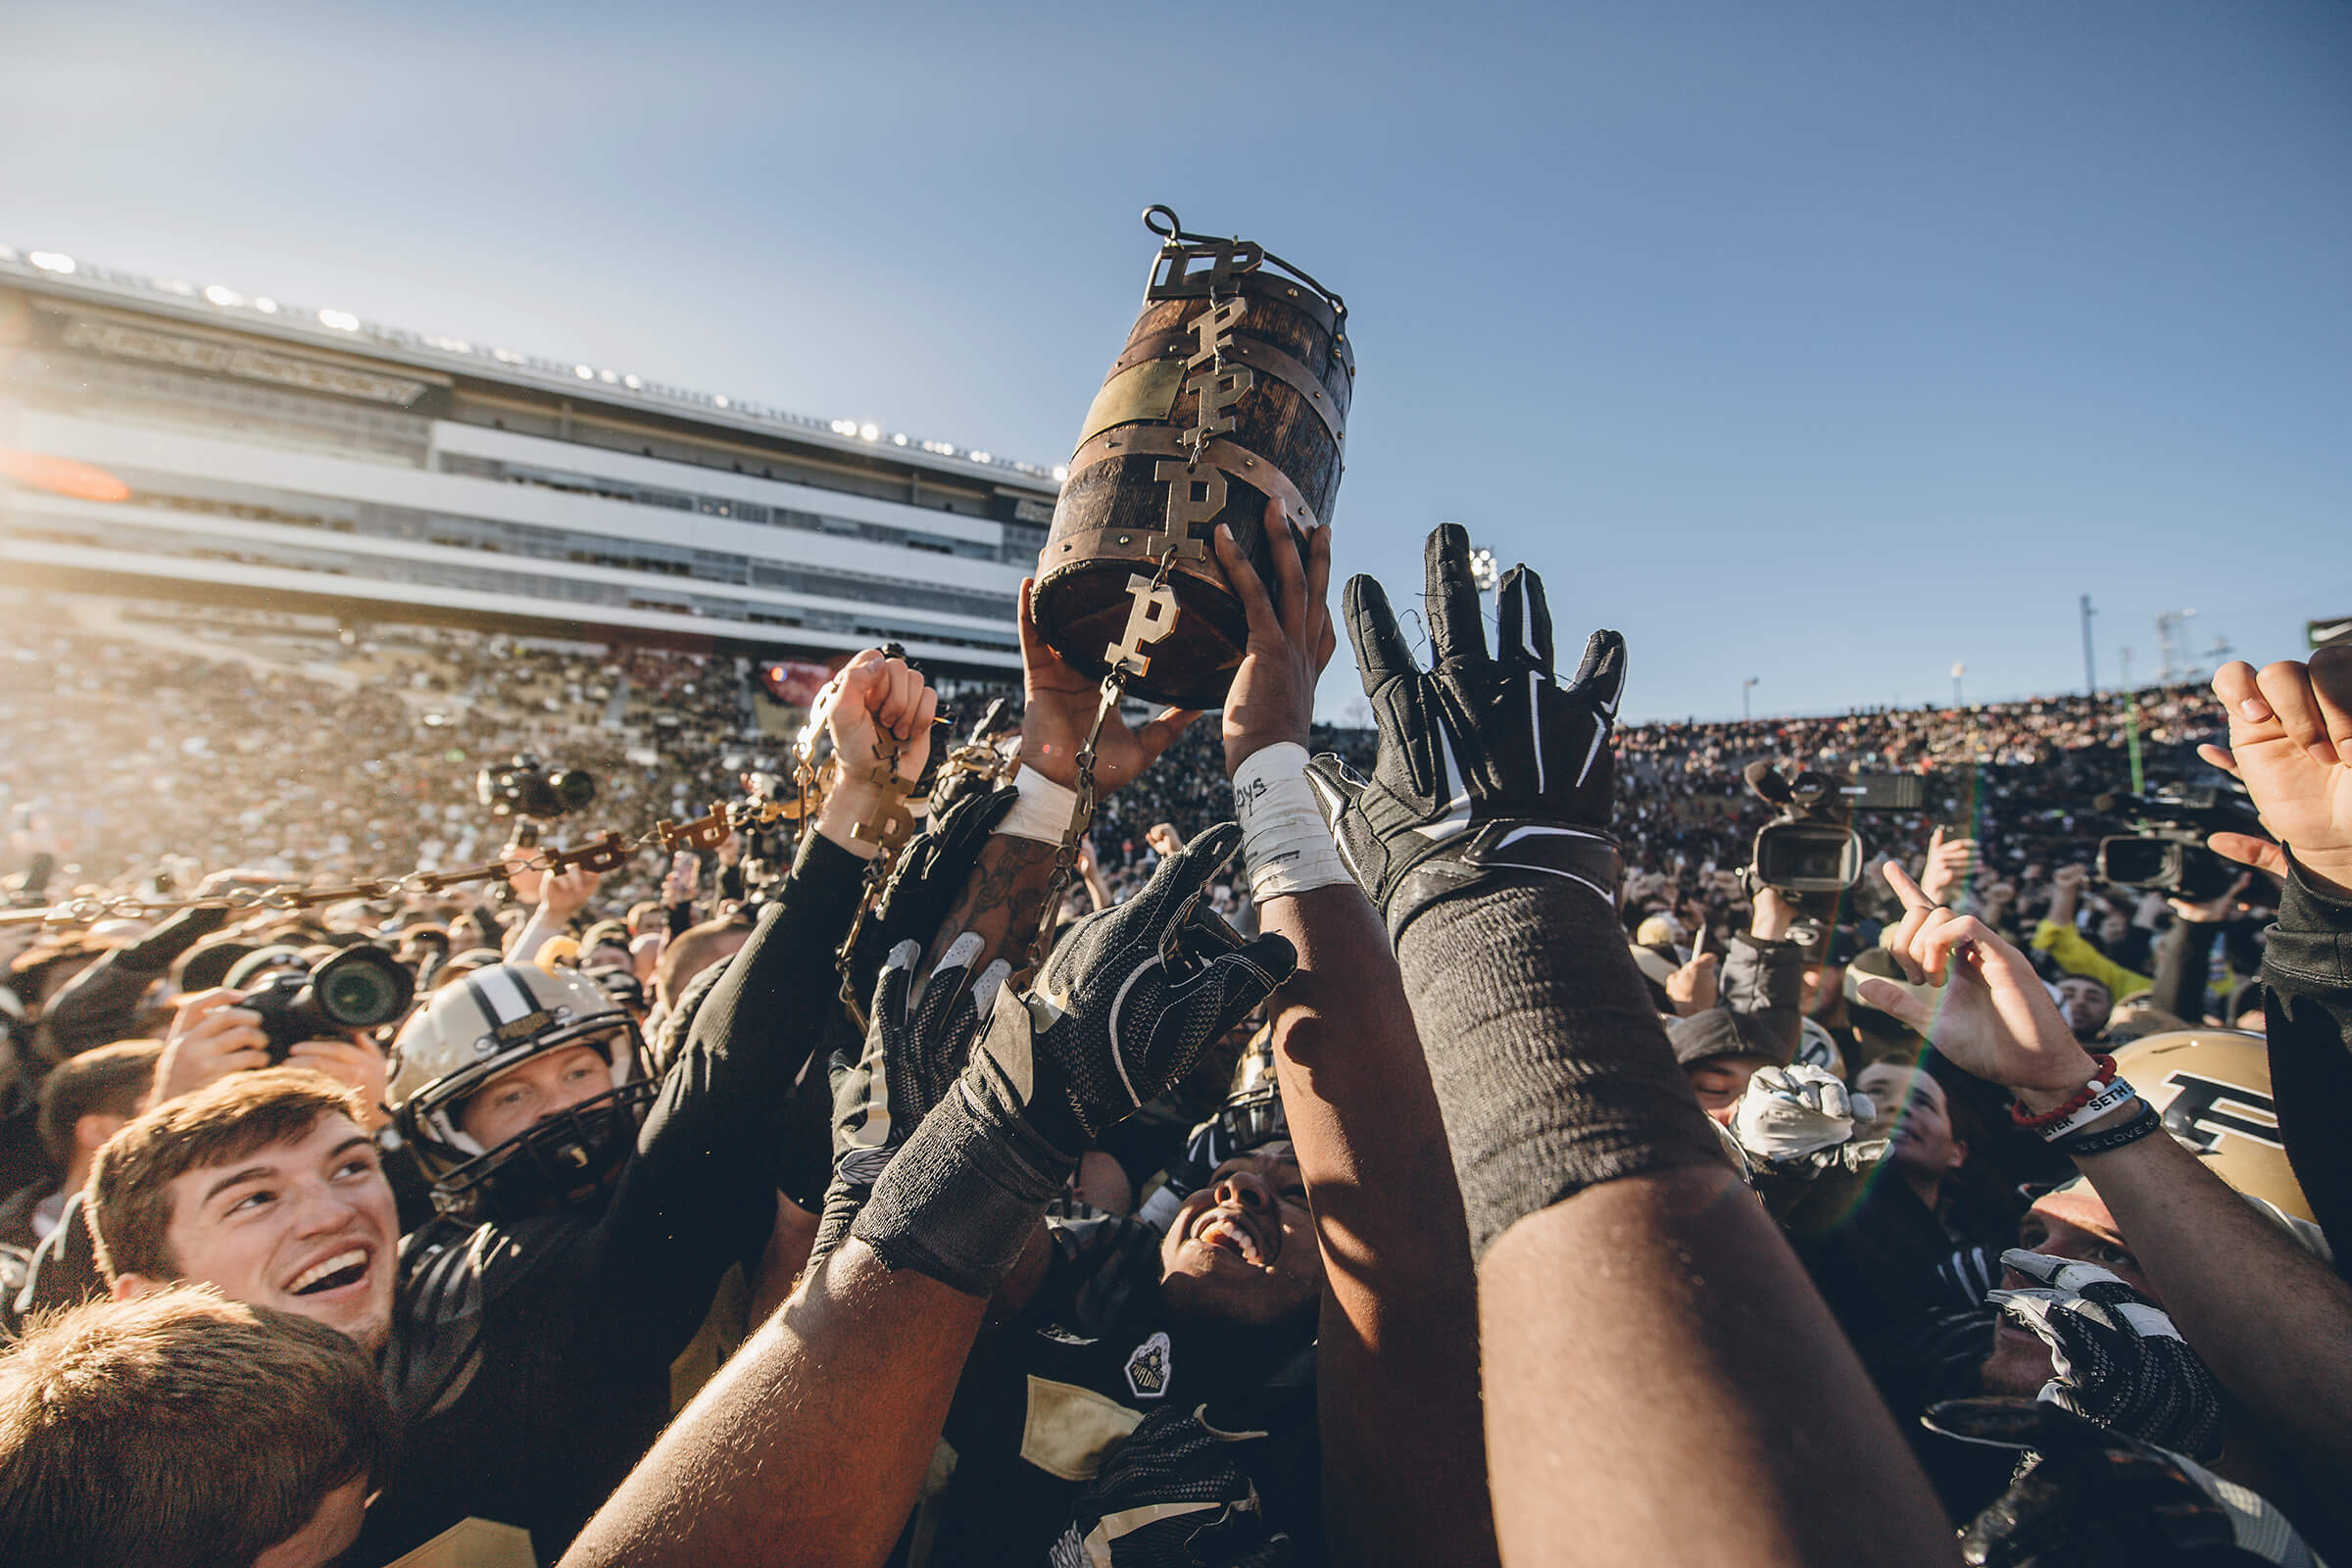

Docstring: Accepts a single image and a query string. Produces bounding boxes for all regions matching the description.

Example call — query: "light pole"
[1466,545,1500,596]
[2080,595,2098,697]
[1742,677,1759,721]
[1951,662,1965,707]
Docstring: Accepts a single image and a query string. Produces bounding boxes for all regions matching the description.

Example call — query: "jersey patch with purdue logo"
[1124,1331,1172,1399]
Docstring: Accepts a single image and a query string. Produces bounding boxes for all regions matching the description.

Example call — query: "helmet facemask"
[398,1011,659,1223]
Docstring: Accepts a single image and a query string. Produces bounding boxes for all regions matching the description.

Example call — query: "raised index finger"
[1882,858,1936,913]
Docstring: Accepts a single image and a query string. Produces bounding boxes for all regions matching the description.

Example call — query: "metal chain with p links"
[0,798,787,930]
[1019,547,1182,980]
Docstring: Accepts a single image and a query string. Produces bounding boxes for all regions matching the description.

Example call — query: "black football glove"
[972,821,1298,1162]
[1304,523,1627,941]
[1053,1398,1296,1568]
[853,824,1296,1295]
[834,933,1007,1183]
[1990,1250,2225,1464]
[1926,1398,2311,1566]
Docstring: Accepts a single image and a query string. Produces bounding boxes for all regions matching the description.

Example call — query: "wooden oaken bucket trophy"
[1031,206,1352,710]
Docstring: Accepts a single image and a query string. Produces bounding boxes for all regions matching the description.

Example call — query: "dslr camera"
[2094,784,2265,900]
[476,756,596,822]
[1742,763,1927,894]
[243,947,416,1061]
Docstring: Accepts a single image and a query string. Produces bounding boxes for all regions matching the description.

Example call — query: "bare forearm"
[562,1241,983,1568]
[1481,1169,1956,1566]
[1259,887,1496,1568]
[2076,1130,2352,1476]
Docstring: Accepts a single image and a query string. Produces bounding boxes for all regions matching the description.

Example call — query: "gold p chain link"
[1017,545,1183,982]
[0,798,805,930]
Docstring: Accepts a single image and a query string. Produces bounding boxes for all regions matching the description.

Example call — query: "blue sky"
[5,0,2346,722]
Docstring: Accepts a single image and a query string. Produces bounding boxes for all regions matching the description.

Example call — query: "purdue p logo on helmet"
[2111,1029,2329,1261]
[387,964,657,1222]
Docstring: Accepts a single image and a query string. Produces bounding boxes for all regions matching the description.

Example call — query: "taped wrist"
[1233,743,1351,901]
[850,1079,1074,1296]
[1397,877,1731,1260]
[1000,764,1080,844]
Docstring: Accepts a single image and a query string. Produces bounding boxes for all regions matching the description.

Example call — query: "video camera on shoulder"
[237,947,416,1061]
[1743,763,1926,894]
[476,755,596,824]
[2093,784,2264,900]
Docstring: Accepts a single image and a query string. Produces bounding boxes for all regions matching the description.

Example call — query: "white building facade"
[0,247,1059,679]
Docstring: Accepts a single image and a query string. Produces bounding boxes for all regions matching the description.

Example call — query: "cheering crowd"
[1,517,2348,1567]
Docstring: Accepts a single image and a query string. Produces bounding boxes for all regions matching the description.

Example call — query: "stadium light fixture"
[859,423,879,441]
[713,395,730,409]
[254,298,280,314]
[623,373,642,390]
[1051,466,1069,483]
[318,309,361,331]
[574,364,596,380]
[892,433,908,446]
[203,285,245,308]
[28,252,74,274]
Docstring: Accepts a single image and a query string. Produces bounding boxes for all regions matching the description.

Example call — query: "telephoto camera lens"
[311,947,416,1030]
[245,948,417,1060]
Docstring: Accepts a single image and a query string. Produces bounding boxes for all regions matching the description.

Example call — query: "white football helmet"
[387,963,656,1220]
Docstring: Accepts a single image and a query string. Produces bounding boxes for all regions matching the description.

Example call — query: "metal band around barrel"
[1060,425,1323,537]
[1149,268,1347,338]
[1101,331,1349,449]
[1073,358,1188,451]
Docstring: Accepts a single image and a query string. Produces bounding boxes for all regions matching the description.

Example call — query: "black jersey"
[926,1212,1318,1568]
[350,836,864,1564]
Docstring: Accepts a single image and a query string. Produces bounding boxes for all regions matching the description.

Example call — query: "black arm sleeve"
[590,831,868,1343]
[1720,931,1805,1059]
[37,905,229,1060]
[2148,918,2219,1024]
[2262,862,2352,1267]
[1396,879,1730,1261]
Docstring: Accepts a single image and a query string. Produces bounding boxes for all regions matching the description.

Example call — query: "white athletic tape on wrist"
[1001,764,1080,844]
[2038,1079,2139,1143]
[1233,743,1351,900]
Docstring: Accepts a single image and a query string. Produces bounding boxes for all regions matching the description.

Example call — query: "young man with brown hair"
[0,1283,398,1568]
[0,1036,160,1253]
[86,1067,401,1354]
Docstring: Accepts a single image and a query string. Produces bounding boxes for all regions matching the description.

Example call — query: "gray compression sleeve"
[1397,880,1731,1260]
[851,1084,1072,1298]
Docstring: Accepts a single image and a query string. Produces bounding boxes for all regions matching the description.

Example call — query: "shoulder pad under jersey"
[386,1219,503,1422]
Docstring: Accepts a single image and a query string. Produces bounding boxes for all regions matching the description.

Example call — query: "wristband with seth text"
[2051,1102,2162,1158]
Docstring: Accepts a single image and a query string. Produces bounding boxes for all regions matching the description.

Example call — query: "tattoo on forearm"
[923,835,1059,980]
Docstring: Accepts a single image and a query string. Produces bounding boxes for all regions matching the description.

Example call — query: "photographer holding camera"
[150,975,395,1128]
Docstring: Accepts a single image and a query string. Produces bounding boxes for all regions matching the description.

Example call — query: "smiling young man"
[88,1069,399,1354]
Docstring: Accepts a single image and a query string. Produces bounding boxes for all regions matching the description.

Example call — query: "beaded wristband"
[2010,1054,2119,1130]
[2051,1102,2162,1158]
